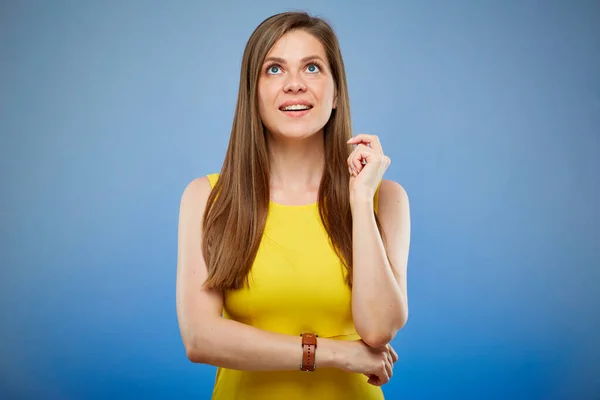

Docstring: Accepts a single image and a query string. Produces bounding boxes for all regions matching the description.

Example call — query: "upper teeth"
[283,104,310,111]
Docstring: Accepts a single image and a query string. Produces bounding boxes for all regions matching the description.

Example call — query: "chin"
[275,126,323,139]
[270,118,327,139]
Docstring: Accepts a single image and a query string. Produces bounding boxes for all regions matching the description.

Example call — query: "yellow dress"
[206,173,385,400]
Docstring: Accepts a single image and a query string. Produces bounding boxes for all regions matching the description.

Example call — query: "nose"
[283,71,307,93]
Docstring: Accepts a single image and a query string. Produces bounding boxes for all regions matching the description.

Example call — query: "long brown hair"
[202,11,387,290]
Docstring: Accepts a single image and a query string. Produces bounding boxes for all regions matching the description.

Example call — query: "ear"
[333,92,337,109]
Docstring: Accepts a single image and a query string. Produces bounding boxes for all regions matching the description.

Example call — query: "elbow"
[360,314,409,348]
[358,323,396,348]
[183,336,208,364]
[361,332,394,348]
[180,317,223,364]
[186,345,203,364]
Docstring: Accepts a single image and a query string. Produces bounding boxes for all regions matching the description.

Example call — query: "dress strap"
[373,180,383,215]
[206,173,220,189]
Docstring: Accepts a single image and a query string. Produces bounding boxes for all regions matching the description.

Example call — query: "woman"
[176,11,411,400]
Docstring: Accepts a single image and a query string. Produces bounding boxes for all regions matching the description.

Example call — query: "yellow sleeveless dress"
[206,173,385,400]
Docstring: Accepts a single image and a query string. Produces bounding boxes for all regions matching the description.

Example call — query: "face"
[258,29,337,140]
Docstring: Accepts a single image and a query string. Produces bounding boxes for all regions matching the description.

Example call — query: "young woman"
[176,11,411,399]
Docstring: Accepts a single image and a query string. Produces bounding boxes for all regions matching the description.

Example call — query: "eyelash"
[266,61,324,74]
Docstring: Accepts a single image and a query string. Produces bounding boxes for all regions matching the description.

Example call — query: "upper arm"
[176,176,223,348]
[377,179,411,306]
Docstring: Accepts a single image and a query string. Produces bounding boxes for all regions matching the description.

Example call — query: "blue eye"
[307,64,320,73]
[268,65,281,74]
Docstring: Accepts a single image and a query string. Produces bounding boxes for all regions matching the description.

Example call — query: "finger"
[385,356,393,381]
[389,350,394,369]
[350,144,374,173]
[348,146,360,175]
[367,372,385,387]
[347,154,356,175]
[385,343,398,362]
[387,344,399,363]
[353,153,363,175]
[348,134,382,153]
[369,360,389,386]
[384,155,392,168]
[347,148,359,176]
[380,361,391,385]
[386,350,393,366]
[348,134,377,147]
[347,146,365,175]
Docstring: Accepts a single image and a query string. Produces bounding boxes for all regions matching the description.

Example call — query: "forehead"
[265,29,327,61]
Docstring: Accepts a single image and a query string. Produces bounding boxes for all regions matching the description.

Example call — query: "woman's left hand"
[347,134,391,200]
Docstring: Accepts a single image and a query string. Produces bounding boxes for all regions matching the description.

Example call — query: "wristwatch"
[300,332,318,372]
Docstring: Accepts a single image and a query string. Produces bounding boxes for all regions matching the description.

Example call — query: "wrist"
[350,190,374,210]
[315,337,343,369]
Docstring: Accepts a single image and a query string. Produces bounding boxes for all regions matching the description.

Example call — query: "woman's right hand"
[335,339,398,386]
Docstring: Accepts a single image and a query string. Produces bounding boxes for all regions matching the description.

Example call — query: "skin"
[258,29,335,203]
[346,135,410,385]
[176,29,410,387]
[258,28,409,352]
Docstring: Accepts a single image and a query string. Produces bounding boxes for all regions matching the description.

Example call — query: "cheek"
[257,88,271,118]
[317,82,335,109]
[258,85,277,111]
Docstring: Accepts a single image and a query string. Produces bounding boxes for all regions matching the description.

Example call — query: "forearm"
[185,317,342,371]
[350,195,408,347]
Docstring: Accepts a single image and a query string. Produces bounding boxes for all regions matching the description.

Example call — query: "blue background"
[2,0,599,399]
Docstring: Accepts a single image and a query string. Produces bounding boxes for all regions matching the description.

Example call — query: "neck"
[266,130,325,192]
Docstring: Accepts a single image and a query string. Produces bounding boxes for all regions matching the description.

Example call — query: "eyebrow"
[263,55,325,65]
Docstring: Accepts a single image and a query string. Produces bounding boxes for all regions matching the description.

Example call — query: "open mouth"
[279,104,314,112]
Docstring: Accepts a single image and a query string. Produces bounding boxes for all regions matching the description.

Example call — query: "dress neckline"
[269,200,317,208]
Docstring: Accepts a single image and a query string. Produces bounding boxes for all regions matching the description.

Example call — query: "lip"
[278,99,314,110]
[280,108,312,118]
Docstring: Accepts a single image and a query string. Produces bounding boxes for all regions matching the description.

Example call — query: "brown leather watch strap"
[300,333,318,372]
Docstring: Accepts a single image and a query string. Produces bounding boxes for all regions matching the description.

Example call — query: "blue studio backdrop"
[1,1,599,399]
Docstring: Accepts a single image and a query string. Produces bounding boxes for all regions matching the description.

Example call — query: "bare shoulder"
[377,179,410,231]
[378,179,409,208]
[179,176,212,215]
[181,176,212,199]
